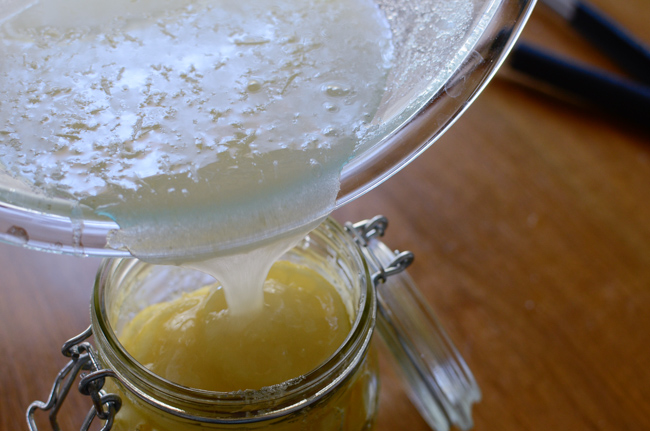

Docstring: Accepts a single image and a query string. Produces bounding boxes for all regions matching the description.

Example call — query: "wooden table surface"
[2,0,649,430]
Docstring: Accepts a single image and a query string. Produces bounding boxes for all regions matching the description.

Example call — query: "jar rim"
[90,217,377,423]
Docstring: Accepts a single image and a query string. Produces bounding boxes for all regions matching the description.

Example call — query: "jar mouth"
[91,217,376,423]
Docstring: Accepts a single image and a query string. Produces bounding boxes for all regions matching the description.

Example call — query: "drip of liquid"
[0,0,394,314]
[183,229,309,315]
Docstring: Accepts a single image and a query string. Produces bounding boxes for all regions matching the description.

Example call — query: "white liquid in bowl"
[0,0,394,312]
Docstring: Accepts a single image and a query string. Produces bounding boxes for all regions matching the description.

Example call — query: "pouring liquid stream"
[183,232,305,315]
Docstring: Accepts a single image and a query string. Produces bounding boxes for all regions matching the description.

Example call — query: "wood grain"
[2,1,650,430]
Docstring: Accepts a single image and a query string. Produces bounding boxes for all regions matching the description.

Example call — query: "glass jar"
[92,218,379,431]
[28,216,480,431]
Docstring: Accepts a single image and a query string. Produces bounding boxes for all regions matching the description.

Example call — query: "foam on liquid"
[0,0,393,314]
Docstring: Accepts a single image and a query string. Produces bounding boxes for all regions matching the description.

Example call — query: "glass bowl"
[0,0,536,256]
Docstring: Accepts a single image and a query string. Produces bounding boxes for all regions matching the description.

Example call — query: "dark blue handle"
[509,42,650,127]
[573,2,650,86]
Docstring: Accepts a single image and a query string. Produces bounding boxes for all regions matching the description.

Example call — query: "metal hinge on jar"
[26,326,121,431]
[345,215,415,286]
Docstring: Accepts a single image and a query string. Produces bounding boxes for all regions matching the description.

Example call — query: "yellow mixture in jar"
[108,259,378,431]
[119,261,351,391]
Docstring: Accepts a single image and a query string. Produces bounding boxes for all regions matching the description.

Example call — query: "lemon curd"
[118,261,351,392]
[103,257,378,431]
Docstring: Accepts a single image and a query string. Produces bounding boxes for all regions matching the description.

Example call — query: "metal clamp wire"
[80,370,120,420]
[27,353,92,431]
[61,326,93,357]
[80,394,122,431]
[27,326,122,431]
[345,216,414,286]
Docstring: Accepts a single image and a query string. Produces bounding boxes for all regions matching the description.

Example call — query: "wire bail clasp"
[345,215,415,286]
[26,326,122,431]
